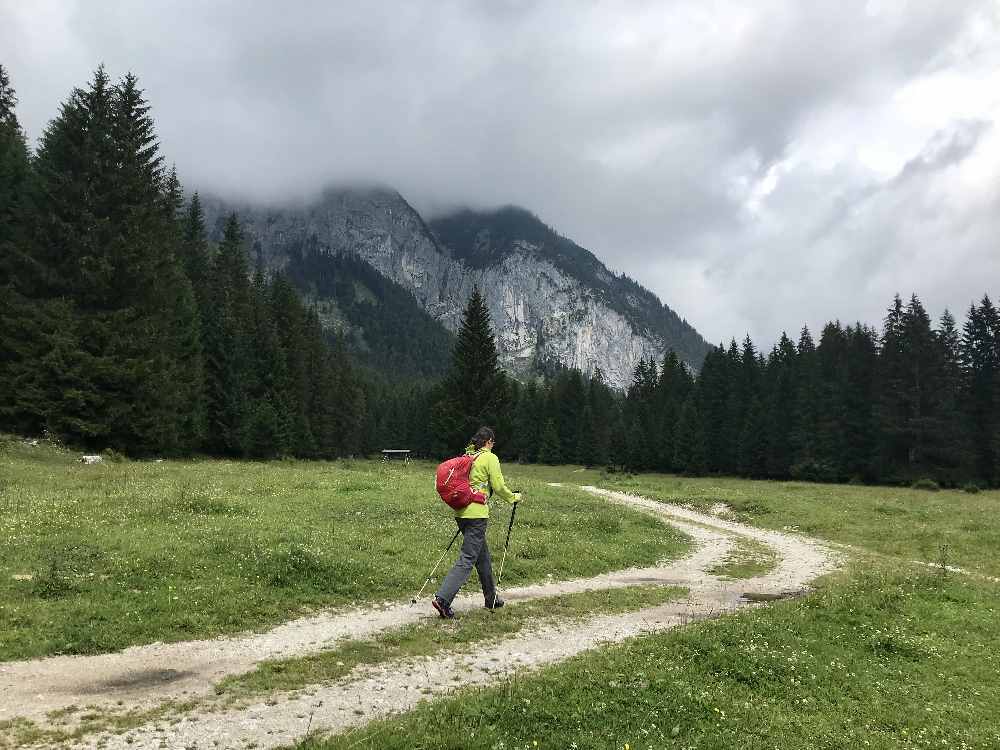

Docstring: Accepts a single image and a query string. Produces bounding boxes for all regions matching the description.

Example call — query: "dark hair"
[469,427,495,450]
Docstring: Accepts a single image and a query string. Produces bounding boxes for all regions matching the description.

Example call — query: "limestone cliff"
[203,188,710,388]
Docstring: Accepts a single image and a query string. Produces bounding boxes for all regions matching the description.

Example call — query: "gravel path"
[4,485,839,749]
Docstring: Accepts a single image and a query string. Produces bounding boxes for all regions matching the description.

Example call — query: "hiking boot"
[485,597,505,611]
[432,596,455,619]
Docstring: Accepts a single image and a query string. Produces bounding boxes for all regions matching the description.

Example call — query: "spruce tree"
[674,389,706,474]
[813,321,849,480]
[203,214,253,454]
[180,192,211,308]
[537,417,561,464]
[433,287,511,451]
[877,295,909,479]
[0,64,28,254]
[961,296,998,484]
[899,295,947,478]
[738,396,768,477]
[841,324,879,481]
[511,380,541,462]
[0,64,36,433]
[270,273,314,454]
[733,336,763,475]
[655,351,687,471]
[6,68,200,452]
[793,325,819,468]
[934,310,967,482]
[588,370,614,468]
[698,346,731,473]
[763,333,798,478]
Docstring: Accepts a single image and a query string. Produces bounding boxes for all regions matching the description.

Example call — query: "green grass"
[219,585,686,698]
[0,438,690,661]
[286,465,1000,750]
[707,536,779,580]
[593,471,1000,576]
[295,567,1000,750]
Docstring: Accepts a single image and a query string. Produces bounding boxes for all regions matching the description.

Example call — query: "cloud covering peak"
[3,0,998,345]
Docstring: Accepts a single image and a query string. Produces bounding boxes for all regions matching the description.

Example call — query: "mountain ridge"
[201,187,711,387]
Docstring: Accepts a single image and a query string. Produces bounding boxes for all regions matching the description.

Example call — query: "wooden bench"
[381,449,411,463]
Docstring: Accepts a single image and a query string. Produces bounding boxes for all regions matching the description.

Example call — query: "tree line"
[3,65,997,487]
[0,66,367,457]
[504,299,998,488]
[423,284,1000,489]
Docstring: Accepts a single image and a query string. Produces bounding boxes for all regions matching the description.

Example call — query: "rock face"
[203,188,710,389]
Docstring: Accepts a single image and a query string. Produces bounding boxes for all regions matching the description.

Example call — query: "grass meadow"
[3,437,999,749]
[513,463,1000,576]
[296,467,1000,750]
[0,437,689,661]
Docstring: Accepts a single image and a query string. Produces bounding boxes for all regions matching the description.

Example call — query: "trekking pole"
[411,528,462,605]
[492,495,519,610]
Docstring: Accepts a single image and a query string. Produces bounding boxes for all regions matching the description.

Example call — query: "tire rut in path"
[6,486,840,749]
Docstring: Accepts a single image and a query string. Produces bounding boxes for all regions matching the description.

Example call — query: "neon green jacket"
[455,445,518,519]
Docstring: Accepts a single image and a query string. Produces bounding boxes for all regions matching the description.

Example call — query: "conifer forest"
[2,66,998,488]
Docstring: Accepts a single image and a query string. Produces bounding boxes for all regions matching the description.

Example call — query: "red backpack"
[436,453,487,510]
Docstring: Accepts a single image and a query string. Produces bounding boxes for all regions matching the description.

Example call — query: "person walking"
[432,427,520,618]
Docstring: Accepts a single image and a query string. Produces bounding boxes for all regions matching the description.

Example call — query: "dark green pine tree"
[537,417,561,464]
[157,164,206,451]
[270,273,315,455]
[608,403,629,471]
[698,346,730,473]
[0,63,28,256]
[738,395,768,478]
[322,326,366,458]
[813,321,849,480]
[933,310,968,482]
[898,294,947,478]
[961,296,999,485]
[792,325,819,468]
[0,64,37,433]
[108,73,205,454]
[244,268,287,458]
[511,380,541,462]
[674,389,706,475]
[841,324,879,482]
[180,192,212,309]
[720,338,746,474]
[587,369,614,468]
[433,286,512,451]
[733,336,762,475]
[558,369,587,464]
[5,68,117,442]
[202,214,253,455]
[878,295,909,479]
[575,398,596,467]
[762,333,798,478]
[9,68,200,453]
[655,351,688,472]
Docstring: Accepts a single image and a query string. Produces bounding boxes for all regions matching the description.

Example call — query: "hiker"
[432,427,520,618]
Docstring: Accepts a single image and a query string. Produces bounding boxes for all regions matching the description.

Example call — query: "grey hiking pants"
[435,518,496,605]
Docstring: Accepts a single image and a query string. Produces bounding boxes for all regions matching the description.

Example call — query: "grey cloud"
[1,0,997,346]
[893,119,992,185]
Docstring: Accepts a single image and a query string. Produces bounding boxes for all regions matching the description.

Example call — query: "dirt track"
[2,485,840,749]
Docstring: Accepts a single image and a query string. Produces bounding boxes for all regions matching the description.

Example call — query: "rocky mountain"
[203,188,711,388]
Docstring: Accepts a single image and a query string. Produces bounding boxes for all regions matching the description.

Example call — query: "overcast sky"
[3,0,999,347]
